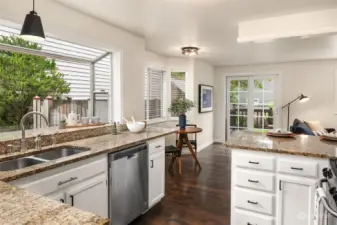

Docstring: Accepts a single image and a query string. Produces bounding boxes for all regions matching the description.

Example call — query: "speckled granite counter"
[0,127,176,225]
[225,131,337,158]
[0,181,109,225]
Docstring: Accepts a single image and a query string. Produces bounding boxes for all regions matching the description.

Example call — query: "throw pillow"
[304,121,327,136]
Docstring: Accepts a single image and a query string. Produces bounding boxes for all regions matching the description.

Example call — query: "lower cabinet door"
[277,175,317,225]
[149,152,165,208]
[65,173,108,217]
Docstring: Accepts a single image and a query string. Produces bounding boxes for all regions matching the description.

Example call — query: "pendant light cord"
[33,0,35,12]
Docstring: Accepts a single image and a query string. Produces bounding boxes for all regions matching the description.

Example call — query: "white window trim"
[144,68,167,123]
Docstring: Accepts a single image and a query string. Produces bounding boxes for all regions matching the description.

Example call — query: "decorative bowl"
[126,122,146,133]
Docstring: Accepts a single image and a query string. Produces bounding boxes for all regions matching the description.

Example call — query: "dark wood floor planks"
[131,144,231,225]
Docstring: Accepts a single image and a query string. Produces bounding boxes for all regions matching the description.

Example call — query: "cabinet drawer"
[234,210,274,225]
[235,189,274,215]
[277,159,318,178]
[235,154,275,172]
[21,157,106,196]
[235,169,275,192]
[148,137,165,155]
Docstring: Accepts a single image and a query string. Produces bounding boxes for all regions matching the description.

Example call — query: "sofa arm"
[326,128,335,133]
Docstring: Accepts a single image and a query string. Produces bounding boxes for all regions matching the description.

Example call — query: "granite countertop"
[0,127,175,225]
[225,131,337,158]
[0,181,109,225]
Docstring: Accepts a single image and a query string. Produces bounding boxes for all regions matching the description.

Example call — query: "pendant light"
[20,0,45,42]
[181,47,199,56]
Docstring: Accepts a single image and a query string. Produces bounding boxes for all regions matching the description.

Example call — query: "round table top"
[175,127,203,134]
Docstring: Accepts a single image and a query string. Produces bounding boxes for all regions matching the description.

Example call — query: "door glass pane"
[253,78,275,131]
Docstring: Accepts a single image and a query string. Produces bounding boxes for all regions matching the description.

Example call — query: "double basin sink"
[0,146,90,171]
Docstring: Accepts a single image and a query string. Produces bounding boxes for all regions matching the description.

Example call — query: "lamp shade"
[20,11,45,42]
[299,94,309,103]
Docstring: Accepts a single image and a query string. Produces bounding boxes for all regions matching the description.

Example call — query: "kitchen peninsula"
[0,125,176,224]
[225,131,337,225]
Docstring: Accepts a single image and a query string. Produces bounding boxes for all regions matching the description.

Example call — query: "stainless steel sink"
[32,146,91,160]
[0,157,45,171]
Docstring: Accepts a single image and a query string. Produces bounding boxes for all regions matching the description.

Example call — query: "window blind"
[171,71,186,102]
[145,68,164,120]
[0,25,111,100]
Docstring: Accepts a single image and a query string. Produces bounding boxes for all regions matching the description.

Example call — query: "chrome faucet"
[20,111,49,151]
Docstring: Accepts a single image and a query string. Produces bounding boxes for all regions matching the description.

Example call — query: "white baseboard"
[181,140,214,155]
[214,138,225,143]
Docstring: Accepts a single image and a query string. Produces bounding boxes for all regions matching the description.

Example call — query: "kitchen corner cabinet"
[276,175,316,225]
[10,155,108,218]
[147,137,165,208]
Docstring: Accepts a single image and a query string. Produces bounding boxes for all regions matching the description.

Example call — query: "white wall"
[0,0,146,121]
[214,60,337,142]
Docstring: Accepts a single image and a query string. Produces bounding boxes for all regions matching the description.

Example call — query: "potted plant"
[59,119,67,129]
[168,98,195,130]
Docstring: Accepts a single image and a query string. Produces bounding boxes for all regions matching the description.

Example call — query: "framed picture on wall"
[198,84,214,113]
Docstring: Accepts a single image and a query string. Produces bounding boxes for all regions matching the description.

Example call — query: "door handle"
[150,160,154,168]
[70,195,74,206]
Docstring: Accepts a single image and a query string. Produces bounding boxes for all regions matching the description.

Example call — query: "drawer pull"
[248,161,260,165]
[291,167,303,171]
[58,177,78,186]
[155,145,162,148]
[247,200,258,205]
[247,223,256,225]
[248,179,259,183]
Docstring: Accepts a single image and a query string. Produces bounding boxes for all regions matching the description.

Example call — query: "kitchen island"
[225,131,337,225]
[0,127,176,224]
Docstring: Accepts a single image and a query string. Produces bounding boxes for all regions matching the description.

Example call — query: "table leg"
[183,135,202,169]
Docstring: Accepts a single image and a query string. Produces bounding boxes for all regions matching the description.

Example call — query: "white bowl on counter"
[126,122,146,133]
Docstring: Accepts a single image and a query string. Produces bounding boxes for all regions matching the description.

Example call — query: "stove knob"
[330,187,337,195]
[323,168,333,179]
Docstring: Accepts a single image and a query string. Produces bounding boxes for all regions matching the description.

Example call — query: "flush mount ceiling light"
[181,47,199,56]
[20,0,45,42]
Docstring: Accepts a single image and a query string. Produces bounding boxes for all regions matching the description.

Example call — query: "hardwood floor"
[131,144,231,225]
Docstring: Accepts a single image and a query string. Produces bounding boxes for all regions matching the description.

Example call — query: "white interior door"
[227,75,279,138]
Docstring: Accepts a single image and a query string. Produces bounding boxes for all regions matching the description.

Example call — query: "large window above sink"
[0,24,115,132]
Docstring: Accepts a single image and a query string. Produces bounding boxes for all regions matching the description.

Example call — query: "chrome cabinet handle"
[155,145,162,148]
[291,167,303,171]
[248,161,260,165]
[247,200,258,205]
[150,160,154,168]
[248,179,259,183]
[58,177,78,186]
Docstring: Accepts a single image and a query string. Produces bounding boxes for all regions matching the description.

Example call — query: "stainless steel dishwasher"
[108,143,148,225]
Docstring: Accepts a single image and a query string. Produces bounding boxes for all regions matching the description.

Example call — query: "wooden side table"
[176,127,203,170]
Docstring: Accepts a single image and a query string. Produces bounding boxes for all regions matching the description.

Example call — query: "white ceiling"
[55,0,337,66]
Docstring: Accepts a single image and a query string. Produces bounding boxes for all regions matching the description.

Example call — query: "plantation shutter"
[171,72,186,102]
[145,68,164,120]
[0,25,111,100]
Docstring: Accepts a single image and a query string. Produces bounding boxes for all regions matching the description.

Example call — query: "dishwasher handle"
[109,143,147,161]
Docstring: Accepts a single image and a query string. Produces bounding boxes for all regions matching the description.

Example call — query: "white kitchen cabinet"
[65,173,108,218]
[46,191,65,204]
[276,175,317,225]
[149,151,165,208]
[147,137,165,208]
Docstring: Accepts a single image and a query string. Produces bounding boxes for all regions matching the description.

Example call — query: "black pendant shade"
[20,1,45,41]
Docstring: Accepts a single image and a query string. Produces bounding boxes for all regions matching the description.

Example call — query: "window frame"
[144,67,168,124]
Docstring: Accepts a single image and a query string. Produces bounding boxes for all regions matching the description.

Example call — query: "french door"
[227,75,279,138]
